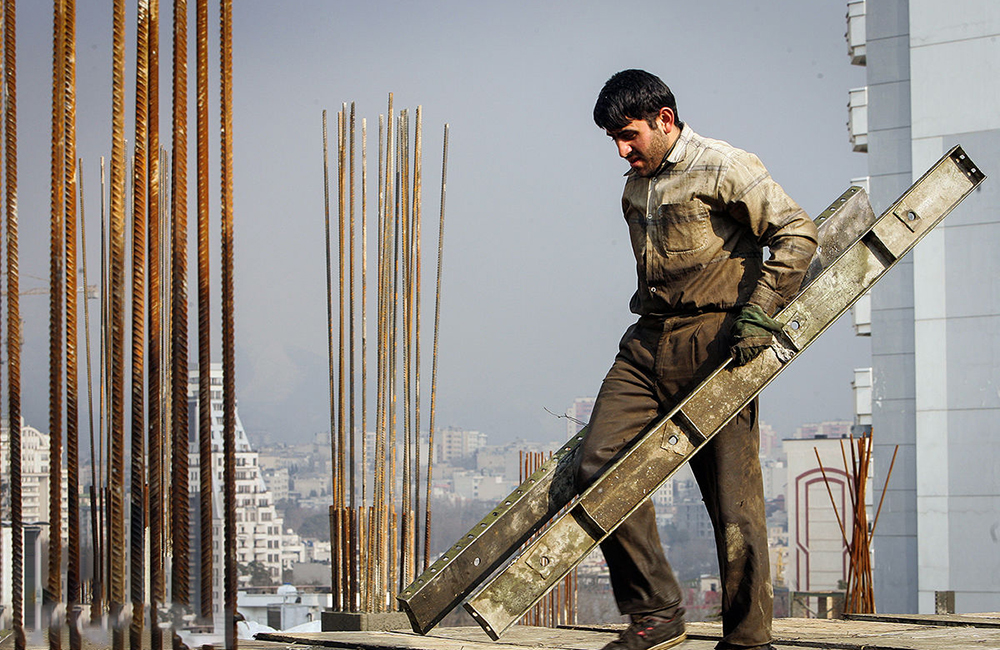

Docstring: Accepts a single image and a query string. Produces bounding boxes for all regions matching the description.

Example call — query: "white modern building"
[186,364,298,627]
[847,0,1000,613]
[785,434,872,592]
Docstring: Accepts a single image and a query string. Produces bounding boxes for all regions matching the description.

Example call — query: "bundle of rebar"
[0,1,242,647]
[816,431,898,614]
[323,99,450,614]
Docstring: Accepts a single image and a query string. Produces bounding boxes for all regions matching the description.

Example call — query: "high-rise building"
[187,364,291,625]
[566,397,596,439]
[0,420,68,541]
[847,0,1000,613]
[435,427,487,463]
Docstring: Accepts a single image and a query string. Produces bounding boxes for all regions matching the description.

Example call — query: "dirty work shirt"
[623,123,817,318]
[577,125,817,649]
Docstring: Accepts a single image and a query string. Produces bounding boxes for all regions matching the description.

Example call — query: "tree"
[239,560,274,587]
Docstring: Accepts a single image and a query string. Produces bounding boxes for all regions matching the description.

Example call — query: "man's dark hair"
[593,69,683,131]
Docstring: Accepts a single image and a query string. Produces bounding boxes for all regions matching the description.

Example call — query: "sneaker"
[601,611,686,650]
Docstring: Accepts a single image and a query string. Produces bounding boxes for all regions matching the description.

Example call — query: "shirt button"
[647,214,654,222]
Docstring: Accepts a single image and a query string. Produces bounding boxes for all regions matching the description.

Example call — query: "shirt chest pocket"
[648,200,711,255]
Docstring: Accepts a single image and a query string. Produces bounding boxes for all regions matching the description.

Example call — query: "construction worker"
[578,69,817,650]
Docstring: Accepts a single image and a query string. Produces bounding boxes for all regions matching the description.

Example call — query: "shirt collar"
[664,123,693,165]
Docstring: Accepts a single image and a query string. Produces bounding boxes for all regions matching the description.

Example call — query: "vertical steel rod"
[145,0,162,646]
[64,4,81,644]
[399,109,411,591]
[337,106,347,605]
[108,1,128,646]
[96,156,107,625]
[129,2,150,646]
[195,0,213,628]
[170,0,191,640]
[337,105,348,605]
[360,116,368,612]
[321,110,338,606]
[60,0,80,645]
[4,1,24,646]
[349,101,358,610]
[220,0,238,643]
[412,107,422,569]
[170,8,191,628]
[379,96,393,609]
[423,123,447,570]
[0,0,6,627]
[79,158,100,630]
[47,1,66,645]
[368,113,385,613]
[389,114,401,595]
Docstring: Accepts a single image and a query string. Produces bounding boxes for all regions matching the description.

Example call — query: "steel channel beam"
[398,432,583,633]
[463,146,984,640]
[398,182,877,633]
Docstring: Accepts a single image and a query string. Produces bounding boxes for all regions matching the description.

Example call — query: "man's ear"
[657,107,676,134]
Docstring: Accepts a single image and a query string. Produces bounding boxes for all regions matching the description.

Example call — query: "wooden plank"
[845,612,1000,628]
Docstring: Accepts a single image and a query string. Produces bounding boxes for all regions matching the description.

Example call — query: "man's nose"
[616,140,630,158]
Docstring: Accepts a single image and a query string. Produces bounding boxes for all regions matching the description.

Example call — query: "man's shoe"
[601,611,686,650]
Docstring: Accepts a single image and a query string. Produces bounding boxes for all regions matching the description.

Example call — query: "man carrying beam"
[583,69,818,650]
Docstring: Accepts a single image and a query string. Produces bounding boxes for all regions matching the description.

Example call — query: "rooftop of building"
[253,614,1000,649]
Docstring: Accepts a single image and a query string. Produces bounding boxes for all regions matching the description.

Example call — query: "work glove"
[730,304,784,366]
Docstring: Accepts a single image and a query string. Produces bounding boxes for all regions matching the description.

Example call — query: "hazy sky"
[14,1,872,448]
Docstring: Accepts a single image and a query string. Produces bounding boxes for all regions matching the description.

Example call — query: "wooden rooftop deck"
[252,613,1000,650]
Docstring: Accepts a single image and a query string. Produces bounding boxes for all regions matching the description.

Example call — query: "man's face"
[605,110,675,177]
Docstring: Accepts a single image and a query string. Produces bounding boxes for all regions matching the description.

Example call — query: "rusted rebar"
[360,116,369,611]
[0,0,5,620]
[169,7,192,627]
[412,106,422,569]
[816,432,896,615]
[48,1,66,646]
[59,0,80,646]
[375,109,387,611]
[220,0,238,644]
[170,0,191,641]
[63,4,80,647]
[399,109,411,592]
[4,1,24,646]
[95,156,107,625]
[337,105,348,606]
[129,2,150,647]
[108,1,128,646]
[349,101,358,610]
[196,0,213,628]
[322,109,339,607]
[145,1,162,647]
[366,113,384,613]
[423,123,447,571]
[79,157,100,632]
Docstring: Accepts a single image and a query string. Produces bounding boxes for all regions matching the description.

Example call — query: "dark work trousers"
[575,311,772,649]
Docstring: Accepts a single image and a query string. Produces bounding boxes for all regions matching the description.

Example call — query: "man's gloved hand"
[730,304,784,366]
